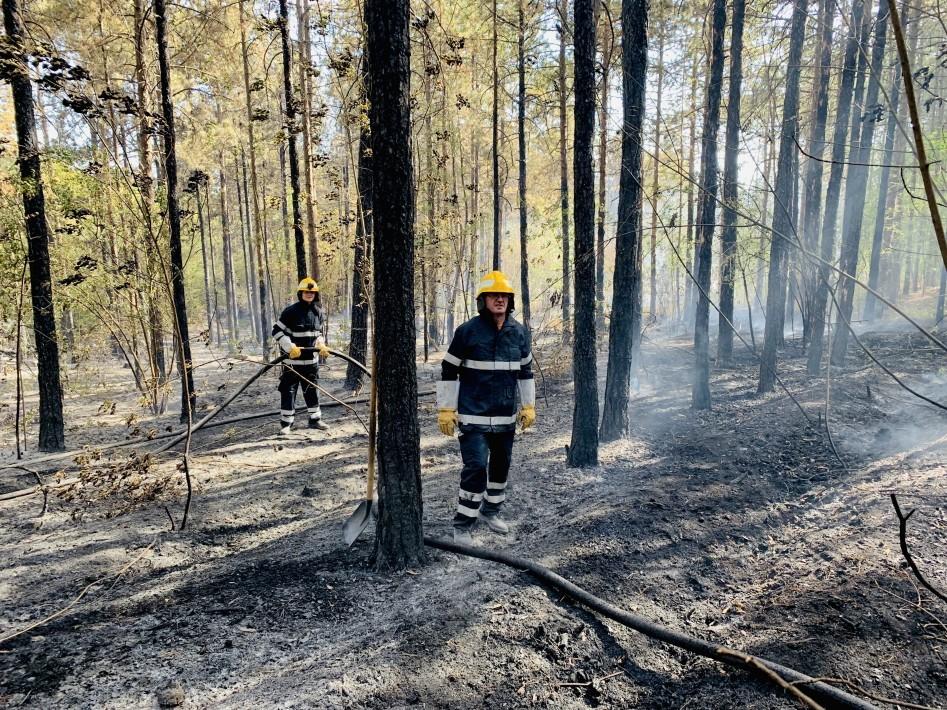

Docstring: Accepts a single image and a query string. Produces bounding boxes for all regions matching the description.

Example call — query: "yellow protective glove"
[316,343,330,359]
[437,409,458,437]
[518,404,536,430]
[288,344,302,359]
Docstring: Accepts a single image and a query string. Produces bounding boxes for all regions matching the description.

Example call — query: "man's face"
[301,291,316,303]
[484,293,508,315]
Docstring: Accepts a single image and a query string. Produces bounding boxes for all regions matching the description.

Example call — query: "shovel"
[342,354,378,546]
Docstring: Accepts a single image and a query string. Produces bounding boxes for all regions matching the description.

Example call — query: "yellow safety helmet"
[475,270,515,313]
[297,277,320,293]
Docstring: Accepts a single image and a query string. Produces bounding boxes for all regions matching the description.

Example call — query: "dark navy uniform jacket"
[272,300,325,367]
[438,313,534,432]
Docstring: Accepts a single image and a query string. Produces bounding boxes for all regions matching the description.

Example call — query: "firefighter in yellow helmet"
[271,277,331,435]
[437,270,536,545]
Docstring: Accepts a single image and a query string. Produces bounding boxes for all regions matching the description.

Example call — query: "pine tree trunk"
[219,165,239,341]
[559,3,571,345]
[3,0,65,451]
[346,104,373,390]
[366,0,424,571]
[297,0,320,280]
[716,0,745,365]
[491,0,501,269]
[595,15,611,335]
[279,0,308,279]
[203,182,223,346]
[600,0,647,442]
[758,0,809,393]
[692,0,726,409]
[831,0,890,365]
[197,187,214,340]
[518,0,531,326]
[155,0,196,422]
[133,0,167,411]
[683,55,698,324]
[235,153,259,338]
[649,28,664,322]
[568,0,599,467]
[240,0,269,348]
[799,0,835,345]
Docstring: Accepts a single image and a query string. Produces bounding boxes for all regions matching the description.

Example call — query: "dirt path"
[1,334,945,709]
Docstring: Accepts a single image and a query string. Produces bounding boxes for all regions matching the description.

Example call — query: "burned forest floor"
[1,325,946,709]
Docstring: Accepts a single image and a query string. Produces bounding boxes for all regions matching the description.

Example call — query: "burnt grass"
[1,330,946,708]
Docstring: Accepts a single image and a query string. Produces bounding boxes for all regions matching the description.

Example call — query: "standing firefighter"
[272,277,331,435]
[437,270,536,545]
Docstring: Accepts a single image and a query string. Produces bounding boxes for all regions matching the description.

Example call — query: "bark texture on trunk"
[365,0,424,570]
[568,0,599,467]
[3,0,65,451]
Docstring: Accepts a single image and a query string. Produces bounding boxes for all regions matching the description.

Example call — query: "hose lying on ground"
[424,536,878,710]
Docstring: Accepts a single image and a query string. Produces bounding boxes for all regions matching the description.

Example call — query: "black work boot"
[308,418,329,431]
[482,514,509,534]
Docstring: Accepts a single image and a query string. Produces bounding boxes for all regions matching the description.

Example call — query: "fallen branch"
[424,536,878,710]
[0,537,156,646]
[891,494,947,605]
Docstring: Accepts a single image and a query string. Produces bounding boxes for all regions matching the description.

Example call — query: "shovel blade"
[342,500,372,547]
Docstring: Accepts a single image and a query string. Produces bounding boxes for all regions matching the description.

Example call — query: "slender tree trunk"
[279,0,308,279]
[239,0,269,348]
[716,0,745,365]
[133,0,166,410]
[799,0,835,345]
[154,0,196,421]
[235,153,259,338]
[197,187,214,340]
[649,27,664,322]
[568,0,599,467]
[3,0,65,451]
[518,0,531,326]
[758,0,809,393]
[346,96,373,390]
[297,0,320,280]
[692,0,727,409]
[831,0,890,365]
[491,0,501,269]
[683,54,698,324]
[600,0,647,442]
[595,13,612,336]
[219,165,239,341]
[203,182,223,346]
[559,3,571,345]
[365,0,424,571]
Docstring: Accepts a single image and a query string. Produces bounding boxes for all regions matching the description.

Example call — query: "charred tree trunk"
[568,0,599,467]
[197,186,214,340]
[649,27,664,322]
[806,0,867,375]
[683,55,698,324]
[491,0,501,270]
[716,0,745,365]
[297,0,320,280]
[3,0,65,451]
[235,153,259,339]
[365,0,424,571]
[155,0,196,422]
[219,166,239,342]
[346,105,373,390]
[279,0,308,279]
[600,0,647,442]
[133,0,167,408]
[240,0,269,348]
[757,0,808,393]
[595,11,612,335]
[518,0,531,326]
[203,181,223,346]
[692,0,726,410]
[799,0,835,345]
[831,0,890,365]
[559,3,571,345]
